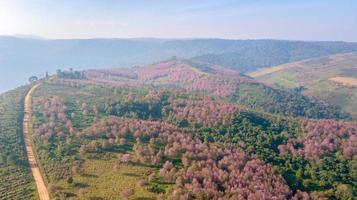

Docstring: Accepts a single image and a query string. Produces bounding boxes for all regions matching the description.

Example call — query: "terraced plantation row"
[0,86,38,200]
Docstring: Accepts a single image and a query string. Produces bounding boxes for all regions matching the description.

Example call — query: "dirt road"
[23,83,50,200]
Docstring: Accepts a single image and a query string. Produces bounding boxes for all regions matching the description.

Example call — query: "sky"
[0,0,356,41]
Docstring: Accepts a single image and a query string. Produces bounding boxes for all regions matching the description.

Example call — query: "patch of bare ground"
[329,76,357,86]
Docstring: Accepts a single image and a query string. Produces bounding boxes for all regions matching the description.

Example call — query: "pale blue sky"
[0,0,356,41]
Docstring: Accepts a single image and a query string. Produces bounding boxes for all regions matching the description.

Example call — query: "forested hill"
[57,59,350,119]
[193,40,357,72]
[1,59,356,199]
[11,72,356,199]
[1,36,357,93]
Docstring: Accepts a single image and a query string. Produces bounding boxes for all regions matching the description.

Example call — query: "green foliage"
[190,110,356,199]
[104,96,168,120]
[254,52,357,118]
[30,83,167,199]
[335,184,354,200]
[66,176,73,184]
[229,112,355,198]
[194,40,357,72]
[0,86,37,199]
[148,183,166,194]
[28,76,38,83]
[233,82,349,119]
[56,69,85,79]
[22,81,357,199]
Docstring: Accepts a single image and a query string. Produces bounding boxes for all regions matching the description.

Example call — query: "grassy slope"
[250,52,357,118]
[0,86,38,200]
[56,158,159,200]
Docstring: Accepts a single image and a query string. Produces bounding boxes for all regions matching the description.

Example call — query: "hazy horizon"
[0,0,356,42]
[1,0,357,93]
[1,2,357,200]
[3,35,357,43]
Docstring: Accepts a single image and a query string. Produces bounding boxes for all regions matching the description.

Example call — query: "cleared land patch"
[329,76,357,86]
[248,61,304,77]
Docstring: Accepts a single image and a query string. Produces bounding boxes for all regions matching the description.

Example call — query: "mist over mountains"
[1,36,357,93]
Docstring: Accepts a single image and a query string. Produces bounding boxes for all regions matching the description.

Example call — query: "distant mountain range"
[1,36,357,93]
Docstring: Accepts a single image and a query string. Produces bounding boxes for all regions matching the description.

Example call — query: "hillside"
[2,36,357,93]
[0,86,37,199]
[0,59,355,199]
[21,77,357,199]
[67,59,349,119]
[250,52,357,118]
[193,40,357,72]
[1,1,357,200]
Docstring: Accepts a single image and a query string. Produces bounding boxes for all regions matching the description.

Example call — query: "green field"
[250,52,357,118]
[55,157,164,200]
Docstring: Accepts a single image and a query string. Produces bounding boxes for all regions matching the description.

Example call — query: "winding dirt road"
[23,83,50,200]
